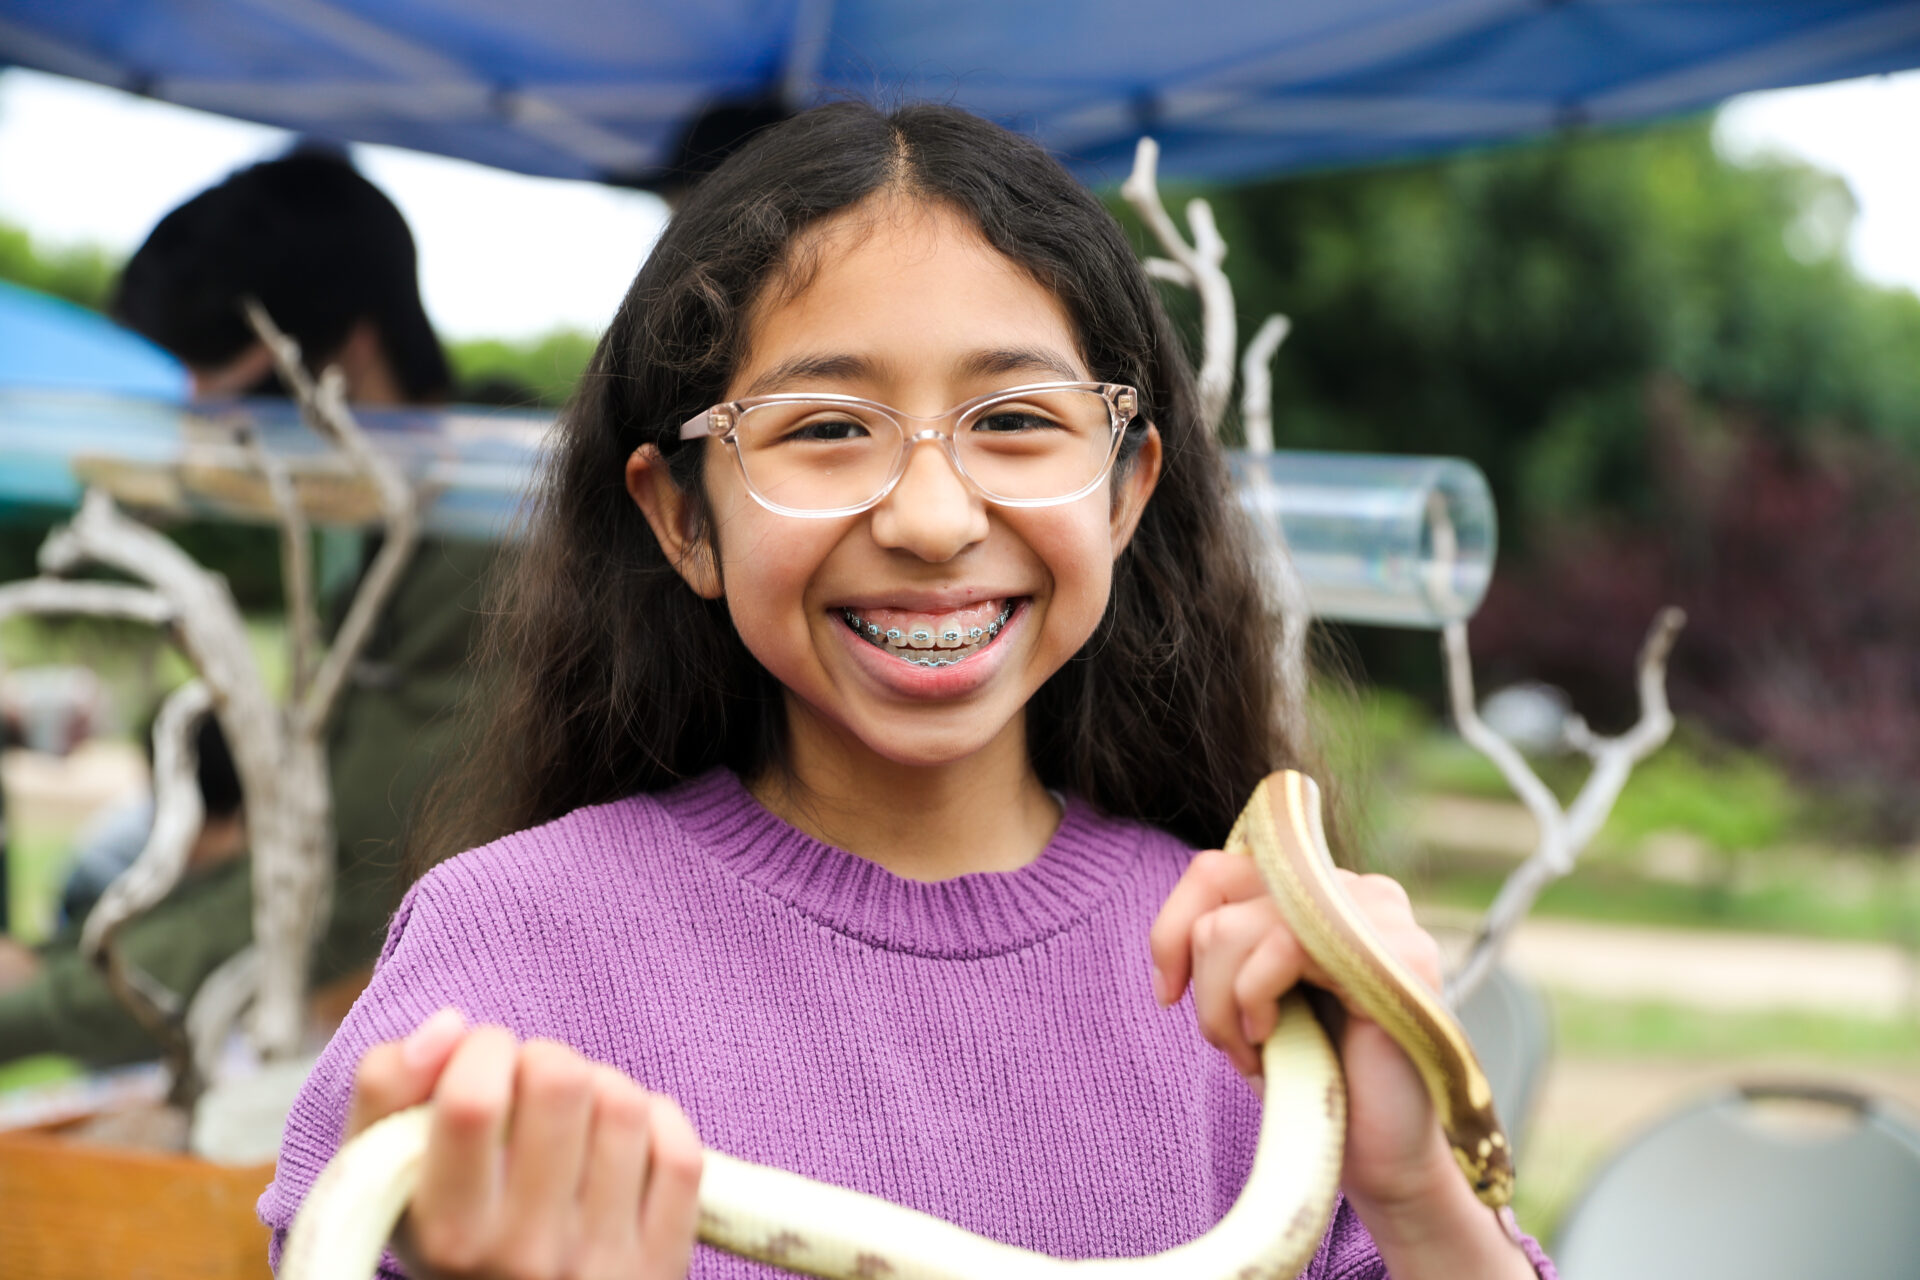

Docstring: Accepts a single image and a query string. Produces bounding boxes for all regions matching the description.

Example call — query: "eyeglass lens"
[731,388,1118,511]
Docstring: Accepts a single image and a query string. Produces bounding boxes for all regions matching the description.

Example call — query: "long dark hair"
[408,101,1314,877]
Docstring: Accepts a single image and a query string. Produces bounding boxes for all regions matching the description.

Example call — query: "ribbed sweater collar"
[650,768,1147,959]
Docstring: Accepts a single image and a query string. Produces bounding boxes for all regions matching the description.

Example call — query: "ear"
[626,445,724,599]
[187,341,277,399]
[1108,424,1162,556]
[333,319,406,406]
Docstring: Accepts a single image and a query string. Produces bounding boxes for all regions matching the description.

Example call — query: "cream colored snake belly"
[282,770,1510,1280]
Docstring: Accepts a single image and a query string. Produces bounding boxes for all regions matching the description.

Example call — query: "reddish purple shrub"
[1471,380,1920,840]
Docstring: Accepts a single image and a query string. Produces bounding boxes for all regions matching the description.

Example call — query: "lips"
[840,598,1016,667]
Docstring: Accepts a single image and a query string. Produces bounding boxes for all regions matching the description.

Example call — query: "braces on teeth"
[842,603,1013,667]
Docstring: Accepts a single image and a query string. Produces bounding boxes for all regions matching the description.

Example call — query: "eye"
[973,408,1063,433]
[783,414,872,443]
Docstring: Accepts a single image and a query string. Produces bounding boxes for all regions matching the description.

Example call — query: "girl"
[261,102,1554,1280]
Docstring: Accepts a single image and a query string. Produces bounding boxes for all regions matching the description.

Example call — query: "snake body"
[281,770,1507,1280]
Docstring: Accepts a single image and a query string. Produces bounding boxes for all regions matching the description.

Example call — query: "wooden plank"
[0,1124,274,1280]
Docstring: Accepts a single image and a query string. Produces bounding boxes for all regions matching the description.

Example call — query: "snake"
[281,770,1510,1280]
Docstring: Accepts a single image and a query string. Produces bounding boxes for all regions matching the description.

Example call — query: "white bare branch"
[79,680,211,962]
[26,490,307,1077]
[185,944,263,1089]
[1239,315,1292,457]
[1230,313,1308,715]
[0,579,175,630]
[1143,257,1192,286]
[242,301,422,736]
[243,427,319,703]
[1445,607,1687,1004]
[1122,138,1236,432]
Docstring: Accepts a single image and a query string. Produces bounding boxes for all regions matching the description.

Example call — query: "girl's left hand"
[1148,850,1452,1214]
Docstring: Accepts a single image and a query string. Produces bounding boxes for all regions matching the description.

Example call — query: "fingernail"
[402,1007,465,1069]
[1241,1012,1261,1044]
[1150,969,1171,1006]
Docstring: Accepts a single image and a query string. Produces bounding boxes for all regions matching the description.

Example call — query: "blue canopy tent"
[3,1,1919,185]
[2,1,1917,618]
[0,279,185,398]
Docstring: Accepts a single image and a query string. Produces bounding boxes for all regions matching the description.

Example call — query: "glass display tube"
[1227,450,1496,628]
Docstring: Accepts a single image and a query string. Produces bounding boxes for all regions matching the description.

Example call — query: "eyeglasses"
[678,381,1139,518]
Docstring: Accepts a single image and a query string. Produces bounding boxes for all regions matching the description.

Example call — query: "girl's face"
[633,198,1159,777]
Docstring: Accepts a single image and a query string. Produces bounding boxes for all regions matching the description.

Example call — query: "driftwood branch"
[27,490,303,1086]
[1233,314,1309,720]
[3,302,425,1098]
[1239,316,1291,457]
[1445,607,1687,1004]
[185,944,263,1089]
[1122,138,1236,432]
[1125,137,1309,716]
[81,679,212,1104]
[243,427,319,703]
[0,579,175,631]
[242,300,421,736]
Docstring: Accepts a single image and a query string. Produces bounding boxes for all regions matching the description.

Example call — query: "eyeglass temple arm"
[678,411,715,442]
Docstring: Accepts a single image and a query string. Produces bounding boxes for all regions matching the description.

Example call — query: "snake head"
[1453,1142,1515,1209]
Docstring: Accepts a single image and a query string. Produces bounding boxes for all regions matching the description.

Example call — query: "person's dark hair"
[112,146,451,401]
[409,101,1313,875]
[133,709,244,820]
[193,713,245,821]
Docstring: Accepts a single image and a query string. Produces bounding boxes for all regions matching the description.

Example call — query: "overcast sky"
[2,66,1917,341]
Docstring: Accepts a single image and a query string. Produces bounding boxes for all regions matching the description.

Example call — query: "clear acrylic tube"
[1226,450,1496,628]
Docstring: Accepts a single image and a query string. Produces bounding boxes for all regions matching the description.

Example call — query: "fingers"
[1340,872,1443,994]
[357,1025,705,1280]
[635,1095,704,1280]
[409,1025,520,1268]
[1155,854,1446,1079]
[1148,848,1266,1004]
[573,1068,652,1275]
[1189,897,1295,1076]
[494,1040,598,1277]
[346,1006,467,1139]
[569,1075,704,1280]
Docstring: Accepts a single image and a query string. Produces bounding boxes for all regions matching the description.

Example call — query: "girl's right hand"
[345,1007,704,1280]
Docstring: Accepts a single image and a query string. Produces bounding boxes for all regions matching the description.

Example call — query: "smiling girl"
[260,103,1554,1280]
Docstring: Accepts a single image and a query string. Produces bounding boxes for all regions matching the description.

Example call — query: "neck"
[749,699,1061,881]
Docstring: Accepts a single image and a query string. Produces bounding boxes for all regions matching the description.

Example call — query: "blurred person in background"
[0,714,250,1053]
[0,147,494,1065]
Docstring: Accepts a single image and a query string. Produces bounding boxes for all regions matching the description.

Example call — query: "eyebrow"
[741,346,1086,398]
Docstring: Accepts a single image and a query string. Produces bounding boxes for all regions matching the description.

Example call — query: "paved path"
[1423,910,1917,1018]
[1501,917,1916,1018]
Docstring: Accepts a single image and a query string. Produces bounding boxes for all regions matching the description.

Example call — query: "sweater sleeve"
[1305,1195,1559,1279]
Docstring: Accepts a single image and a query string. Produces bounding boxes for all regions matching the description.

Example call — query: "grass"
[4,828,70,943]
[0,1053,81,1094]
[0,612,289,721]
[1412,849,1920,943]
[1549,990,1920,1060]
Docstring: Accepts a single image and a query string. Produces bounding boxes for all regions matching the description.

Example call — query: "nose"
[868,435,989,561]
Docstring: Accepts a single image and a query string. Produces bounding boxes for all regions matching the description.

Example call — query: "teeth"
[841,603,1013,666]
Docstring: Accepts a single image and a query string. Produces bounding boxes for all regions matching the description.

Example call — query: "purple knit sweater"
[261,769,1554,1279]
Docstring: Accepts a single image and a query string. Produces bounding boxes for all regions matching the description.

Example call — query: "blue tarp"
[3,1,1918,185]
[0,279,186,399]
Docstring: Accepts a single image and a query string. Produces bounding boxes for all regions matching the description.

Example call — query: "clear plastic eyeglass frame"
[677,381,1140,518]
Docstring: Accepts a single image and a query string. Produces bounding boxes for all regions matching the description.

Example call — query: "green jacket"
[0,537,497,1066]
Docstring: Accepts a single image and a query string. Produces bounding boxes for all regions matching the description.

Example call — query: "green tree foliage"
[1127,118,1920,537]
[0,220,120,311]
[447,329,598,408]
